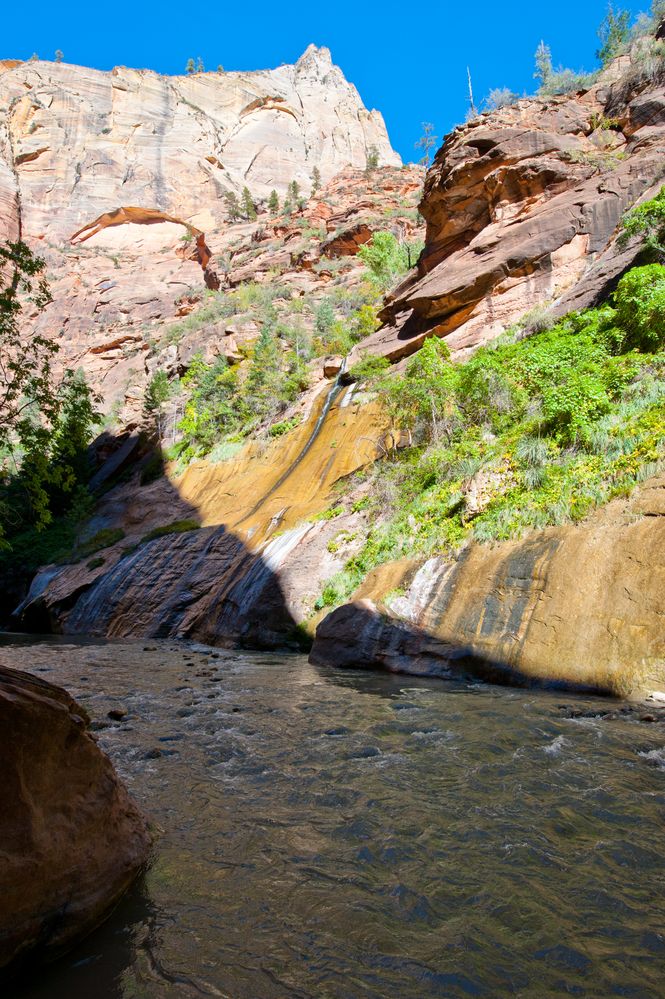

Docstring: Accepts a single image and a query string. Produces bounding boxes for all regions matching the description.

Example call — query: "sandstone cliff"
[3,38,664,700]
[356,57,665,364]
[0,46,399,243]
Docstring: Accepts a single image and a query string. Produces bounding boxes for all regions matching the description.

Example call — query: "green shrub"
[78,527,125,557]
[614,264,665,350]
[141,519,200,543]
[618,188,665,261]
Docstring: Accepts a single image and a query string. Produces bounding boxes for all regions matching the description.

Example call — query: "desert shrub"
[483,88,519,110]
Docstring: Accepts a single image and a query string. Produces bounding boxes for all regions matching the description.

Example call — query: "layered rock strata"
[358,66,665,363]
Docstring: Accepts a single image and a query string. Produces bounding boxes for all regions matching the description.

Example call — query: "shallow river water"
[4,637,665,999]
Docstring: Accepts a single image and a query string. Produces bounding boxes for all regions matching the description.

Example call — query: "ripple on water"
[2,638,664,999]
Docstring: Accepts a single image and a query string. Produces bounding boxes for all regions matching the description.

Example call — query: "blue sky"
[2,0,655,162]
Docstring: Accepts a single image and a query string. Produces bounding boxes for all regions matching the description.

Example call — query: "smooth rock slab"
[0,666,152,975]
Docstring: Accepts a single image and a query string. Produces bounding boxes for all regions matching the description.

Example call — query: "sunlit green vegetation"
[316,262,665,608]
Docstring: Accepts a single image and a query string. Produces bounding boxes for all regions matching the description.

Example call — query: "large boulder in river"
[0,666,152,974]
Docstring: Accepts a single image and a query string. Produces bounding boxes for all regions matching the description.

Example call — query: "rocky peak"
[0,49,400,243]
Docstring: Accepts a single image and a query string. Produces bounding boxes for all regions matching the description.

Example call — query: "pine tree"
[596,4,631,66]
[288,180,300,203]
[224,191,242,221]
[54,50,64,63]
[217,64,224,72]
[282,195,293,217]
[196,56,205,73]
[311,166,321,196]
[365,145,380,173]
[186,58,196,75]
[241,187,257,221]
[29,53,39,62]
[534,41,553,87]
[268,190,280,215]
[246,326,281,417]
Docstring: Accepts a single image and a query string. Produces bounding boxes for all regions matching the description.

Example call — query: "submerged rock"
[0,666,152,975]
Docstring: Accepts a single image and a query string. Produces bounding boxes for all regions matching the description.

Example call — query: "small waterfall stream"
[236,358,349,528]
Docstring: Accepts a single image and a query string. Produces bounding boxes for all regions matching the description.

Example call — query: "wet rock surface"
[312,476,665,696]
[0,662,152,976]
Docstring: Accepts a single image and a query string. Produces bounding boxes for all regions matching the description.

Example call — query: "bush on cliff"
[315,264,665,609]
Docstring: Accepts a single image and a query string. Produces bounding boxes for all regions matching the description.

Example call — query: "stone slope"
[0,46,399,243]
[358,62,665,364]
[310,475,665,696]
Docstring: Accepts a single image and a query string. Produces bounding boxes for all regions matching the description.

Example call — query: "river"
[4,637,665,999]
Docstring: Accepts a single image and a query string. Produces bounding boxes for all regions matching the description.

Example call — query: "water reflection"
[2,640,664,999]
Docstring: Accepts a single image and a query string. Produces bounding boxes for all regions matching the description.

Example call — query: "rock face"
[0,46,399,243]
[358,68,665,363]
[310,475,665,696]
[0,665,152,973]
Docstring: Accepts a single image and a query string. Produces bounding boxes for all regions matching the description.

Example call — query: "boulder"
[323,355,344,378]
[0,666,152,974]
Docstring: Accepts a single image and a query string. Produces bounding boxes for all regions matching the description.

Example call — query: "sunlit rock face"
[310,475,665,697]
[0,45,400,242]
[0,665,152,974]
[360,68,665,363]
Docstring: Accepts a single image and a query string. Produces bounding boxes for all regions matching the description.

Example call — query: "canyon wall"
[354,60,665,364]
[0,45,399,242]
[311,475,665,696]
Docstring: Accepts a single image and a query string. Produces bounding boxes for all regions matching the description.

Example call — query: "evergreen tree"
[365,145,380,173]
[288,180,300,204]
[196,56,205,73]
[282,195,293,217]
[246,327,281,417]
[224,191,242,221]
[534,41,553,87]
[217,64,224,72]
[29,53,39,62]
[241,186,257,221]
[311,166,321,196]
[186,58,196,75]
[413,127,436,169]
[596,4,631,66]
[268,190,280,215]
[54,49,64,63]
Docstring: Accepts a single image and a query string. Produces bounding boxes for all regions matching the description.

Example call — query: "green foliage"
[614,264,665,350]
[365,145,380,173]
[77,527,126,557]
[54,49,63,63]
[224,191,242,221]
[349,354,390,385]
[185,58,195,74]
[597,4,631,66]
[141,519,200,543]
[483,88,519,111]
[618,186,665,261]
[144,370,171,438]
[358,232,423,289]
[414,123,437,168]
[177,355,243,458]
[242,187,257,221]
[317,267,665,609]
[268,190,280,215]
[534,41,553,85]
[311,166,321,195]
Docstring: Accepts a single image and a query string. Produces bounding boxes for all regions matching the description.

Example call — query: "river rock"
[0,666,152,974]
